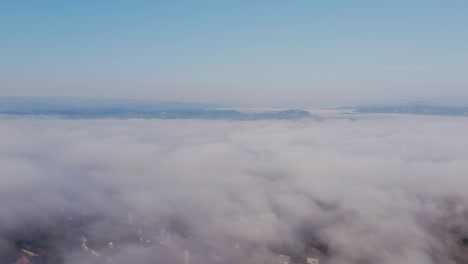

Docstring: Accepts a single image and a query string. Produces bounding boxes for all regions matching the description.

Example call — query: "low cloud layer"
[1,116,468,264]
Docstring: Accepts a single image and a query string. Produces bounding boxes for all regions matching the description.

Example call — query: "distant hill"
[346,104,468,116]
[0,97,313,120]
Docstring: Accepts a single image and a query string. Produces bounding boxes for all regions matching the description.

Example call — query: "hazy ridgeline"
[1,116,468,264]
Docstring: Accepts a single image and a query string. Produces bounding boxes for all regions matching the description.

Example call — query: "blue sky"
[1,1,467,103]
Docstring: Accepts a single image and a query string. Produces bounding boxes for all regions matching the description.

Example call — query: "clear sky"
[1,1,467,103]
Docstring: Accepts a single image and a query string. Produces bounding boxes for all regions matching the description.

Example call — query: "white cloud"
[1,116,468,263]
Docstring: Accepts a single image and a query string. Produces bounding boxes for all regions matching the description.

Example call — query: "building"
[14,256,30,264]
[18,243,45,257]
[184,250,190,264]
[279,254,291,264]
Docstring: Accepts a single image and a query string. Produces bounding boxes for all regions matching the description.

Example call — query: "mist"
[1,116,468,264]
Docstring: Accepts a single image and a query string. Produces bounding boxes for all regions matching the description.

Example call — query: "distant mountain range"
[0,97,313,120]
[3,97,468,118]
[341,103,468,116]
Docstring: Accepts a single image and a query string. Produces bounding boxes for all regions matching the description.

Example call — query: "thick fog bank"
[1,116,468,264]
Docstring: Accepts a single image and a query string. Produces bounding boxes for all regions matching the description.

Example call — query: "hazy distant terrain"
[0,97,312,120]
[352,104,468,116]
[3,97,468,119]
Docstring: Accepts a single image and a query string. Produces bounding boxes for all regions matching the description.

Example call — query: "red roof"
[14,256,29,264]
